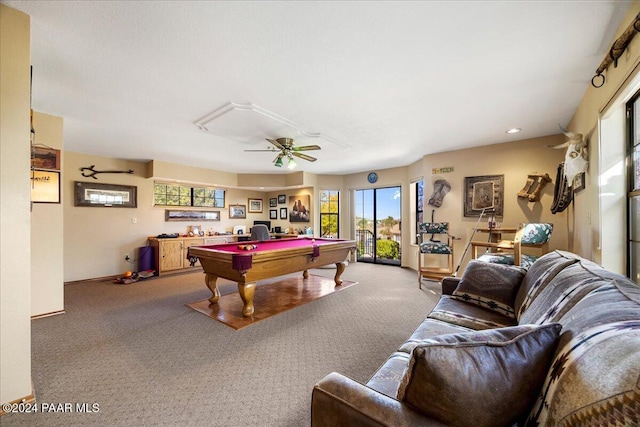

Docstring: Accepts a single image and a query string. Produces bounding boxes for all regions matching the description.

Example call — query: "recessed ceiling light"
[506,128,521,134]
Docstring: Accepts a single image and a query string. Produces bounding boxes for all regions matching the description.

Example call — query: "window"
[415,180,424,244]
[628,95,640,283]
[320,190,339,238]
[154,182,225,207]
[193,187,225,207]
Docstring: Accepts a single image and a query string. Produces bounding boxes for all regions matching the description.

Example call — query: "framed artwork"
[165,210,220,221]
[289,195,310,222]
[573,172,586,193]
[269,209,277,219]
[463,175,504,217]
[269,198,277,207]
[248,198,263,213]
[31,146,61,170]
[279,207,287,219]
[31,170,60,203]
[74,181,136,208]
[229,204,246,219]
[278,194,286,204]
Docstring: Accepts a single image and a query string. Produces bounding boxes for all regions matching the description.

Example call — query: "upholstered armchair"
[417,222,455,288]
[472,223,553,268]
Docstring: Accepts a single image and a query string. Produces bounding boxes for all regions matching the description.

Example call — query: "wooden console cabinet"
[148,233,296,275]
[148,236,215,276]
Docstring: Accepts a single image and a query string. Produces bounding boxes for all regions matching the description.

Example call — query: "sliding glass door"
[354,187,401,265]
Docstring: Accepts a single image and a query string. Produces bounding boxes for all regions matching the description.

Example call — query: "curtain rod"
[592,12,640,88]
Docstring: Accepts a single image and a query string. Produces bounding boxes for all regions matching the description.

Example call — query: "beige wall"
[31,112,64,316]
[567,2,640,267]
[0,3,32,406]
[411,135,567,273]
[63,153,318,281]
[331,136,566,273]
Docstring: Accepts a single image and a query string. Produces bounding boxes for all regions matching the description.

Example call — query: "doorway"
[354,187,401,265]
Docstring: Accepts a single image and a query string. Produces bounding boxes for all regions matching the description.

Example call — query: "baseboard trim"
[0,386,36,416]
[65,274,119,285]
[31,310,65,320]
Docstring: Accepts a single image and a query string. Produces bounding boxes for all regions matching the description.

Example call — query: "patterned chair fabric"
[417,222,455,287]
[475,223,553,268]
[520,223,553,245]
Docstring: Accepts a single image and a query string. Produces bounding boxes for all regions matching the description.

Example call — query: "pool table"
[187,237,356,316]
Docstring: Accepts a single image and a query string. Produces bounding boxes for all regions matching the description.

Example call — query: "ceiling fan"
[245,138,321,169]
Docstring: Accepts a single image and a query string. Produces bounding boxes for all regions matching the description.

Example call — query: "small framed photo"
[269,209,277,219]
[248,198,263,213]
[32,170,61,203]
[269,198,277,207]
[279,207,287,219]
[229,204,246,219]
[31,147,61,170]
[189,225,204,237]
[574,172,586,193]
[278,194,286,204]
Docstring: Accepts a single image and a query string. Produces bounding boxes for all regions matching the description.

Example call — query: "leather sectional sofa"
[311,250,640,426]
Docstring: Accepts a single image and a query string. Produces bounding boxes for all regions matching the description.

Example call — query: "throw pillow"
[452,260,526,318]
[397,323,562,427]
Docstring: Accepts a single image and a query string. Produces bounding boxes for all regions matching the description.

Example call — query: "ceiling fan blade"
[292,145,321,151]
[293,152,317,162]
[244,149,277,152]
[266,138,285,150]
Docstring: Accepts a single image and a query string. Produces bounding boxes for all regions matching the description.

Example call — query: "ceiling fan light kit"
[249,137,321,169]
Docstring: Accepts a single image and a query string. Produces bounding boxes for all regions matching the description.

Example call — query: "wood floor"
[186,274,358,329]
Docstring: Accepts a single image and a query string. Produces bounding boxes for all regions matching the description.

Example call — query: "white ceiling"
[4,1,631,175]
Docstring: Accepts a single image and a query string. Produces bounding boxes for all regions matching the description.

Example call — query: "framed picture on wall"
[463,175,504,217]
[248,198,263,213]
[279,207,287,219]
[229,204,246,219]
[31,170,60,203]
[289,195,310,222]
[278,194,286,204]
[31,146,61,171]
[269,198,277,207]
[74,181,136,207]
[269,209,277,219]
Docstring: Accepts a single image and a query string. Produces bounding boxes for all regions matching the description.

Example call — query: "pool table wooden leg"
[205,273,220,304]
[303,270,309,279]
[238,282,256,316]
[334,261,346,286]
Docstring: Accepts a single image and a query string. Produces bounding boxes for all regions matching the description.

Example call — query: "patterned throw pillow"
[452,260,526,319]
[397,323,562,427]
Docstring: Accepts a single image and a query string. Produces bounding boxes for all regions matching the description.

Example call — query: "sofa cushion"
[398,318,473,353]
[514,250,579,320]
[451,260,526,319]
[397,323,562,427]
[518,260,617,325]
[428,295,517,331]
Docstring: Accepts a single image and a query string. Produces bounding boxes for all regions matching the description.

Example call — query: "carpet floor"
[3,263,441,427]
